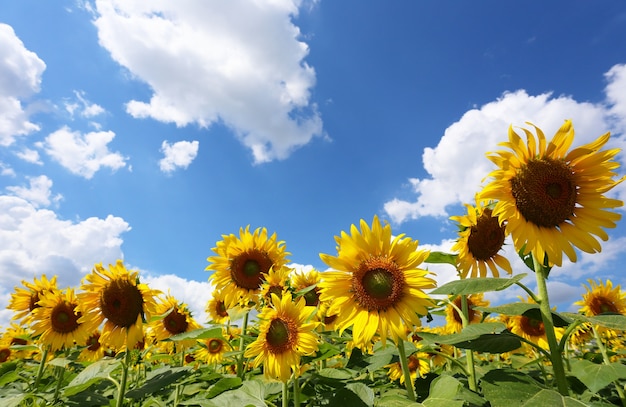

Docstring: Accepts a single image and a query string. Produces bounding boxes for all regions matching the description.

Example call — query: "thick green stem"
[33,347,49,390]
[592,326,626,407]
[533,255,569,395]
[397,339,416,402]
[282,381,289,407]
[115,350,132,407]
[461,295,478,392]
[237,311,250,379]
[293,374,301,407]
[53,364,65,402]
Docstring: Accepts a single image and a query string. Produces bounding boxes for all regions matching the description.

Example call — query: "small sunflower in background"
[206,289,232,324]
[78,330,109,362]
[8,274,58,324]
[318,216,436,350]
[575,279,626,317]
[244,293,319,382]
[30,288,90,352]
[291,268,322,307]
[195,330,231,366]
[450,200,512,278]
[505,297,564,353]
[207,226,289,308]
[444,293,490,334]
[386,351,431,386]
[77,260,161,351]
[149,294,202,348]
[259,265,292,305]
[0,323,33,361]
[479,120,624,267]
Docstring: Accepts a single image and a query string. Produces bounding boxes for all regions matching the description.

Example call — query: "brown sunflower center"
[100,278,144,328]
[216,301,229,318]
[267,285,284,300]
[164,308,189,335]
[352,256,405,311]
[303,287,320,307]
[208,338,224,354]
[323,314,337,325]
[10,337,27,346]
[0,348,10,363]
[87,333,101,352]
[230,250,273,290]
[29,292,41,311]
[407,354,421,372]
[510,158,577,228]
[51,302,81,334]
[588,295,619,315]
[452,297,481,324]
[467,208,506,261]
[520,316,545,337]
[266,317,296,354]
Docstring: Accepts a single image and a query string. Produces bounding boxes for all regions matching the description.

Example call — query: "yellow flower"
[444,293,490,334]
[479,120,624,267]
[30,288,90,351]
[149,294,202,347]
[506,297,563,352]
[195,331,230,365]
[207,226,289,307]
[260,265,292,305]
[291,269,322,307]
[8,275,58,324]
[77,260,160,351]
[244,294,319,382]
[78,331,109,362]
[386,352,431,385]
[318,216,436,349]
[0,324,33,362]
[575,279,626,316]
[206,289,233,324]
[450,200,512,278]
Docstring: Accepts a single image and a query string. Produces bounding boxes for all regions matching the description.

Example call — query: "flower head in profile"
[31,288,90,351]
[479,120,624,267]
[450,200,512,278]
[444,293,490,334]
[260,265,292,305]
[291,268,322,307]
[207,226,289,307]
[505,297,563,352]
[149,294,202,347]
[0,324,33,362]
[318,216,436,350]
[78,331,109,362]
[77,260,161,351]
[205,289,232,324]
[8,275,58,324]
[244,294,319,382]
[386,352,431,385]
[575,279,626,317]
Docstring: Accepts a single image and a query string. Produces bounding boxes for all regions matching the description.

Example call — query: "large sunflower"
[8,275,58,324]
[318,216,436,350]
[30,288,90,351]
[244,294,319,382]
[450,200,512,278]
[444,293,490,334]
[149,294,202,347]
[207,226,289,308]
[77,260,160,351]
[479,120,624,267]
[575,279,626,316]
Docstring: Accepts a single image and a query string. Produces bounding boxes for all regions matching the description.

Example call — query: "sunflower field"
[1,120,626,406]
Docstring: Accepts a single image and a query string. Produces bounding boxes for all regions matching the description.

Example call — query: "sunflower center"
[303,288,320,307]
[11,338,27,346]
[407,354,420,372]
[467,208,506,261]
[208,338,224,354]
[0,348,10,363]
[266,317,296,354]
[452,297,480,324]
[50,302,81,334]
[520,316,545,337]
[29,292,41,311]
[510,158,577,228]
[164,308,189,335]
[87,333,101,352]
[216,301,229,318]
[267,285,284,300]
[323,314,337,325]
[100,278,144,328]
[231,250,273,290]
[589,296,619,315]
[352,256,405,311]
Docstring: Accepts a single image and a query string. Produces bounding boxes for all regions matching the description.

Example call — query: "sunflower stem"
[282,380,289,407]
[53,364,65,403]
[533,255,569,396]
[293,374,301,407]
[592,325,626,407]
[33,346,49,390]
[237,311,250,379]
[115,349,132,407]
[397,339,416,402]
[461,295,478,392]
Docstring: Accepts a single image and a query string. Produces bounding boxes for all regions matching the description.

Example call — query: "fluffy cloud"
[15,148,42,165]
[0,23,46,146]
[385,64,626,224]
[91,0,324,163]
[40,126,128,179]
[159,140,199,173]
[6,175,62,207]
[65,90,106,119]
[0,194,130,327]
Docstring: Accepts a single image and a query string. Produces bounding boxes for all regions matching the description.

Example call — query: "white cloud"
[0,194,130,327]
[385,64,626,224]
[0,161,16,177]
[65,90,106,119]
[41,126,128,179]
[15,148,42,165]
[91,0,324,163]
[6,175,62,207]
[0,23,46,146]
[159,140,199,173]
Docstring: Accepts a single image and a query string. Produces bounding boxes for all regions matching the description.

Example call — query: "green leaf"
[316,367,354,381]
[206,377,243,398]
[561,313,626,331]
[570,359,626,393]
[126,366,193,399]
[419,322,506,346]
[346,382,375,407]
[63,358,120,397]
[521,389,588,407]
[331,383,374,407]
[477,303,571,327]
[480,368,546,407]
[429,274,527,296]
[375,394,424,407]
[425,252,457,266]
[164,327,224,342]
[454,331,522,353]
[208,380,268,407]
[363,344,396,372]
[307,341,342,363]
[0,394,28,407]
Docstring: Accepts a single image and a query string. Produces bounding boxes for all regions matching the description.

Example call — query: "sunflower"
[149,294,202,347]
[30,288,90,351]
[291,269,322,307]
[244,294,319,382]
[260,265,292,305]
[8,275,58,324]
[479,120,624,267]
[444,293,490,334]
[575,279,626,316]
[506,297,563,352]
[206,289,233,324]
[450,200,512,278]
[195,330,230,365]
[78,331,108,362]
[318,216,436,349]
[77,260,161,351]
[207,226,289,308]
[386,352,431,385]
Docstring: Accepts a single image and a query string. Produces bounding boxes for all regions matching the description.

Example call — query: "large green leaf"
[521,389,587,406]
[206,377,243,398]
[477,303,571,327]
[480,368,546,407]
[422,375,464,407]
[126,366,193,399]
[561,312,626,331]
[454,331,522,353]
[63,358,120,397]
[430,274,526,296]
[374,393,423,407]
[164,327,224,342]
[425,252,457,266]
[208,380,268,407]
[570,359,626,393]
[419,322,506,346]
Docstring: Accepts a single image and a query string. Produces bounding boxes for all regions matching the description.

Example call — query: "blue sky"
[1,0,626,327]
